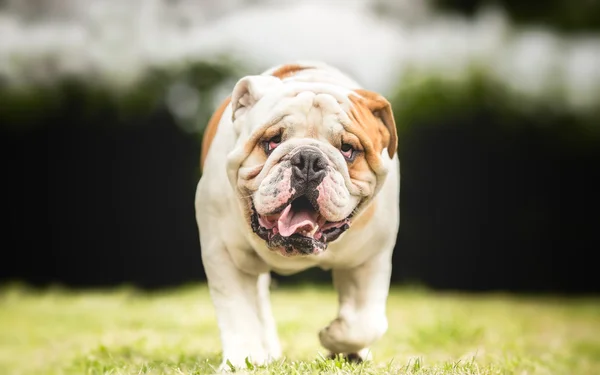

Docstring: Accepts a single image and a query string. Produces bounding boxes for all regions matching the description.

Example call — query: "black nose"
[290,149,327,185]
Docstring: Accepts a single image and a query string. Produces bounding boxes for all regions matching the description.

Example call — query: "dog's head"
[225,75,397,257]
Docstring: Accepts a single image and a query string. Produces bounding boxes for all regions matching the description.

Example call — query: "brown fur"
[345,90,397,188]
[350,89,397,159]
[270,64,310,79]
[200,96,231,170]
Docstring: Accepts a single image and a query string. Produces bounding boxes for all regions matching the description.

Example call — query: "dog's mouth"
[250,195,351,256]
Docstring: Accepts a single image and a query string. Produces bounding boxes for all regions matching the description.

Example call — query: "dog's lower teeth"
[299,226,319,238]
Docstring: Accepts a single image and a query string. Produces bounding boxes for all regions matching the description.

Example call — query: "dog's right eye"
[263,135,282,154]
[340,143,356,161]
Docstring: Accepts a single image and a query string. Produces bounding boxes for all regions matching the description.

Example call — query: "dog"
[195,61,400,370]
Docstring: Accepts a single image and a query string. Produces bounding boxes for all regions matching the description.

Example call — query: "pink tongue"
[277,204,320,237]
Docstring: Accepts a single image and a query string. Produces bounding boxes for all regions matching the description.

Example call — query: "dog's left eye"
[264,135,282,154]
[340,143,355,160]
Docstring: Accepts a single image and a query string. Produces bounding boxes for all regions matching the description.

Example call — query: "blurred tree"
[433,0,600,32]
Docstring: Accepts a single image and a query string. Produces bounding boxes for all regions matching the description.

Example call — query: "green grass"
[0,284,599,375]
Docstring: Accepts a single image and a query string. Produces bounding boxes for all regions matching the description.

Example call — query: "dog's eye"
[340,143,355,160]
[264,135,282,154]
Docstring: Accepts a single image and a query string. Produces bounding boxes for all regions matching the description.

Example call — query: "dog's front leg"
[257,272,282,360]
[201,239,278,369]
[319,248,393,361]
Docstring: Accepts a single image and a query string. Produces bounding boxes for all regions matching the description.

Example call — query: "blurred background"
[1,0,599,294]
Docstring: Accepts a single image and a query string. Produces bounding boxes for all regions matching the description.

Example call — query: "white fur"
[195,61,400,370]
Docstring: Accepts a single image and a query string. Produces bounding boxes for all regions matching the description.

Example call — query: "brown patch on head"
[270,64,310,80]
[350,201,376,230]
[243,125,282,169]
[200,96,231,170]
[348,89,397,160]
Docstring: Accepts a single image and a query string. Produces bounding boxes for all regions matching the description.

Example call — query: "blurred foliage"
[2,58,599,150]
[0,59,243,135]
[434,0,600,32]
[389,68,600,150]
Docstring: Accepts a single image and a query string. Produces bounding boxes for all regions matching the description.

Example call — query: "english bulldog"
[195,61,400,370]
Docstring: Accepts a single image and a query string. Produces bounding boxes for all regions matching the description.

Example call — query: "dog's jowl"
[195,61,400,369]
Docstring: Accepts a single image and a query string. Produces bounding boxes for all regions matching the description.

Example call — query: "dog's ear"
[352,89,398,158]
[231,75,283,122]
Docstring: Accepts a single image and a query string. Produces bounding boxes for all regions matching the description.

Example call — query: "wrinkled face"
[226,76,397,257]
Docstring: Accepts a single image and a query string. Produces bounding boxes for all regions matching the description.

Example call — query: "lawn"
[0,283,598,375]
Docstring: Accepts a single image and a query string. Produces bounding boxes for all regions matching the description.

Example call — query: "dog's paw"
[319,314,387,354]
